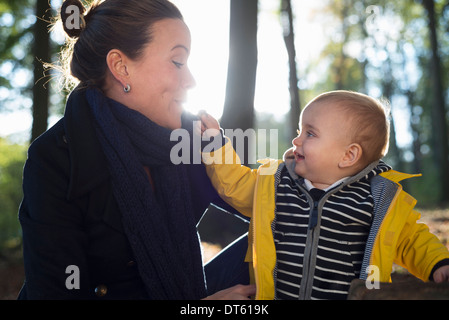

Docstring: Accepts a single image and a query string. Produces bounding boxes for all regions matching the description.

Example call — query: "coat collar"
[64,87,110,200]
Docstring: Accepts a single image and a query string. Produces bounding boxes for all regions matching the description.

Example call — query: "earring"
[123,84,131,93]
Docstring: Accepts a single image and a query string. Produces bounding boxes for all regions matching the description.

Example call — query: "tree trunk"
[422,0,449,204]
[220,0,258,165]
[382,56,405,173]
[334,0,349,90]
[281,0,301,141]
[31,0,51,142]
[398,39,423,174]
[407,89,423,174]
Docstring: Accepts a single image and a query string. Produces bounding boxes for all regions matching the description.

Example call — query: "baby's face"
[292,102,352,189]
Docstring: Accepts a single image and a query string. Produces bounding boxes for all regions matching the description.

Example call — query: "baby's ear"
[339,143,362,168]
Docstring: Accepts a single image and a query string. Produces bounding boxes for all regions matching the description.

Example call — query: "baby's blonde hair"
[305,90,390,165]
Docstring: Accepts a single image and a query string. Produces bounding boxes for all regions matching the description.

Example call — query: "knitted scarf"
[86,87,206,299]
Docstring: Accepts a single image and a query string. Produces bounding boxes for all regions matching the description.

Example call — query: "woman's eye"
[172,60,184,69]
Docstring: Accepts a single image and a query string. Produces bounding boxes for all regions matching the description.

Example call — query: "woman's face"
[125,18,195,130]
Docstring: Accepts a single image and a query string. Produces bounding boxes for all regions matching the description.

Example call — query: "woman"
[18,0,254,300]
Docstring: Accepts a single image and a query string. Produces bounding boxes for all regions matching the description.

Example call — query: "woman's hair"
[54,0,183,90]
[305,90,391,164]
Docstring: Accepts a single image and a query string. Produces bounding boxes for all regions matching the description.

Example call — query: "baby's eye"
[306,131,315,137]
[296,129,301,135]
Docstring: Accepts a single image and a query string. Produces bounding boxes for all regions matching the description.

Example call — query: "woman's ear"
[105,49,130,87]
[339,143,362,168]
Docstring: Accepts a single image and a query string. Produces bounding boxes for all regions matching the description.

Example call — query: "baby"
[200,90,449,300]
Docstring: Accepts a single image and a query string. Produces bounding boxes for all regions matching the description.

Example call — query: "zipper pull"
[309,201,318,230]
[308,188,324,230]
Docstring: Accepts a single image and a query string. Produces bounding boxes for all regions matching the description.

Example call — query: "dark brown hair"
[57,0,183,90]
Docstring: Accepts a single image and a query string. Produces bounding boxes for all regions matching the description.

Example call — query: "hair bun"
[61,0,87,38]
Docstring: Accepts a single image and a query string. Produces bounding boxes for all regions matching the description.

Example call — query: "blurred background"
[1,0,449,298]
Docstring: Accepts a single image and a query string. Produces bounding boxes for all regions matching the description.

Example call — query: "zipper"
[271,164,284,299]
[295,181,318,299]
[360,176,401,280]
[271,168,283,299]
[309,200,319,230]
[304,200,320,296]
[252,176,260,299]
[301,227,316,299]
[297,182,335,299]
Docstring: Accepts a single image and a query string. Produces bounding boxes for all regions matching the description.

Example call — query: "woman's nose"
[183,67,196,90]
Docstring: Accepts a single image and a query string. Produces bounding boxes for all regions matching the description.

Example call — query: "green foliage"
[0,0,35,109]
[0,138,26,251]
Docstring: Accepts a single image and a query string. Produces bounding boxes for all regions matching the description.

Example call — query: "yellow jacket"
[203,141,449,299]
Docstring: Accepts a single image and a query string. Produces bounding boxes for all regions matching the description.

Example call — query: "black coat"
[18,89,228,299]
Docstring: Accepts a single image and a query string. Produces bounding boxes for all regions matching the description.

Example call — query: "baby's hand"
[433,264,449,283]
[198,111,221,139]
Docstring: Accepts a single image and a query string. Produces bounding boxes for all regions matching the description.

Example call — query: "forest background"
[1,0,449,299]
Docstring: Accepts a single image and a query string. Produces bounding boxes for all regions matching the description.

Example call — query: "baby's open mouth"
[294,151,305,161]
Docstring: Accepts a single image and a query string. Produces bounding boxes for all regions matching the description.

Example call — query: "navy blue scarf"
[87,88,206,299]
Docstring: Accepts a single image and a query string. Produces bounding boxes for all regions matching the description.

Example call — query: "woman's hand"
[203,284,256,300]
